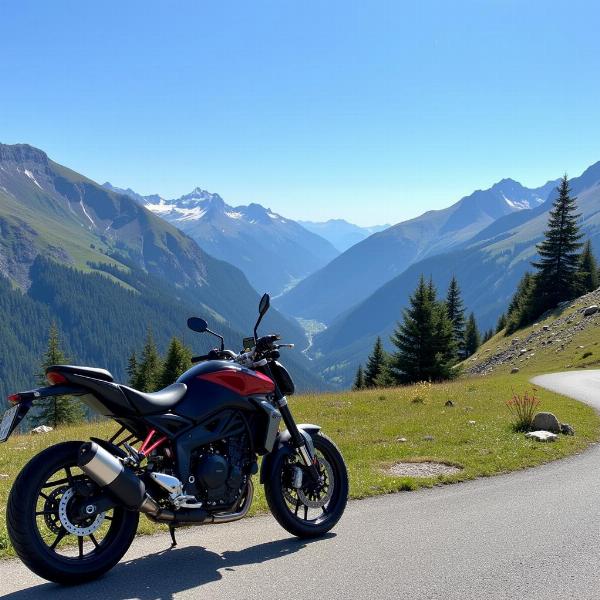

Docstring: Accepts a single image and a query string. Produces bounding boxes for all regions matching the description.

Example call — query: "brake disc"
[58,487,105,536]
[298,456,335,509]
[44,486,67,534]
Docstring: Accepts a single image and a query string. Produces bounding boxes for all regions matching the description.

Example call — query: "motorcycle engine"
[192,434,251,508]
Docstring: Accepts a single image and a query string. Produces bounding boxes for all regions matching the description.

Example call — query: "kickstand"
[169,525,177,548]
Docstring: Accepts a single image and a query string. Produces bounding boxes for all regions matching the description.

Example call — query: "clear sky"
[1,1,599,226]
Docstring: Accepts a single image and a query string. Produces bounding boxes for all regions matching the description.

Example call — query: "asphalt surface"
[1,370,600,599]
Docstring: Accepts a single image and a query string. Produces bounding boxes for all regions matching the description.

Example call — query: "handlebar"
[190,334,293,365]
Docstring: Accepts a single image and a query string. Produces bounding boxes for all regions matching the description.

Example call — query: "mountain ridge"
[103,182,339,295]
[276,176,559,324]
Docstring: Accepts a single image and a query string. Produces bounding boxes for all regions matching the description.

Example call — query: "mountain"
[297,219,390,252]
[277,178,558,324]
[103,183,339,295]
[0,143,325,396]
[309,163,600,388]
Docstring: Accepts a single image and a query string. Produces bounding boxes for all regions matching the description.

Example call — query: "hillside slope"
[466,288,600,377]
[310,162,600,387]
[0,143,324,394]
[277,178,557,323]
[104,183,339,295]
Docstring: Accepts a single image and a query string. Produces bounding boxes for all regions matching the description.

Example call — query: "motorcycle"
[0,293,348,584]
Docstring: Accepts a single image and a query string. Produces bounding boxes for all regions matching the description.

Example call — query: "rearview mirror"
[187,317,208,333]
[259,293,270,316]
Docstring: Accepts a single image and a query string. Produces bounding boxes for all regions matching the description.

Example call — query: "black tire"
[264,432,348,538]
[7,441,139,584]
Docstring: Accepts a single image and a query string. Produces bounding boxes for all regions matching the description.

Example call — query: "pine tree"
[505,272,535,334]
[352,365,365,390]
[33,323,84,428]
[126,351,138,386]
[133,329,162,392]
[431,302,457,379]
[464,313,481,357]
[531,175,584,314]
[159,337,192,389]
[364,337,386,388]
[578,239,598,294]
[495,313,507,333]
[389,275,456,384]
[445,276,466,359]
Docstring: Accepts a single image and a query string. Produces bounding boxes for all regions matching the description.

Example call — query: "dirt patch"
[388,461,462,478]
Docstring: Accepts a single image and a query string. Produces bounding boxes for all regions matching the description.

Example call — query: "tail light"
[7,393,21,404]
[46,371,67,385]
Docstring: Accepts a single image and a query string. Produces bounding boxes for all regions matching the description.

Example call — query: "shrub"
[506,389,540,432]
[582,351,593,359]
[410,381,432,404]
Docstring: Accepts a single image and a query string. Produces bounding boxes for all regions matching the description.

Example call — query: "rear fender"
[2,385,85,441]
[259,424,321,484]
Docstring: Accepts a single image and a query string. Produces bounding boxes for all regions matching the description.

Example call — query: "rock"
[511,367,520,374]
[467,420,476,425]
[396,437,408,443]
[560,423,575,436]
[584,305,599,316]
[543,325,550,331]
[444,399,454,407]
[525,430,558,442]
[531,412,561,433]
[423,435,435,442]
[511,338,520,344]
[31,425,53,434]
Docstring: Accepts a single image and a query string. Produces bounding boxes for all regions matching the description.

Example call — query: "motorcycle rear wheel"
[7,440,139,584]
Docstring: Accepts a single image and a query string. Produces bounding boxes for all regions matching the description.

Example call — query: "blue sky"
[1,1,599,225]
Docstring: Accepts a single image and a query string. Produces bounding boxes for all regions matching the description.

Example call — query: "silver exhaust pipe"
[78,441,160,515]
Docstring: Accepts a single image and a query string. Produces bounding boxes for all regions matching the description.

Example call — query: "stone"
[31,425,53,434]
[560,423,575,436]
[525,430,558,442]
[467,420,476,425]
[444,399,454,407]
[584,305,599,316]
[511,367,520,374]
[531,412,561,433]
[543,325,550,331]
[423,435,435,442]
[396,437,408,443]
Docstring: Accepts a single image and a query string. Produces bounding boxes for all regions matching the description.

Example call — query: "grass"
[1,371,598,558]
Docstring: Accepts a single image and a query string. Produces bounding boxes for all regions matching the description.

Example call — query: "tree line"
[498,175,598,334]
[353,274,480,389]
[354,174,598,390]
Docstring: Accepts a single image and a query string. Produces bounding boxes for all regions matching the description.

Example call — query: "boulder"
[584,305,599,316]
[526,431,558,442]
[511,367,520,374]
[531,412,561,433]
[31,425,53,434]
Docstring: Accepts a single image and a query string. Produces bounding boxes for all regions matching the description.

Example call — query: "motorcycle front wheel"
[264,432,348,538]
[7,440,139,584]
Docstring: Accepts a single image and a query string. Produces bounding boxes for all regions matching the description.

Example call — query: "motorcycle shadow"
[4,533,335,600]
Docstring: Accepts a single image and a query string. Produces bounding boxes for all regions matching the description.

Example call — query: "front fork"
[276,397,322,484]
[262,362,322,484]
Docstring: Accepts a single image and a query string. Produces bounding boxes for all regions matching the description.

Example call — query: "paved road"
[2,371,600,599]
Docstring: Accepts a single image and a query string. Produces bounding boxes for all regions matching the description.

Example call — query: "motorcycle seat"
[46,365,114,383]
[120,383,188,415]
